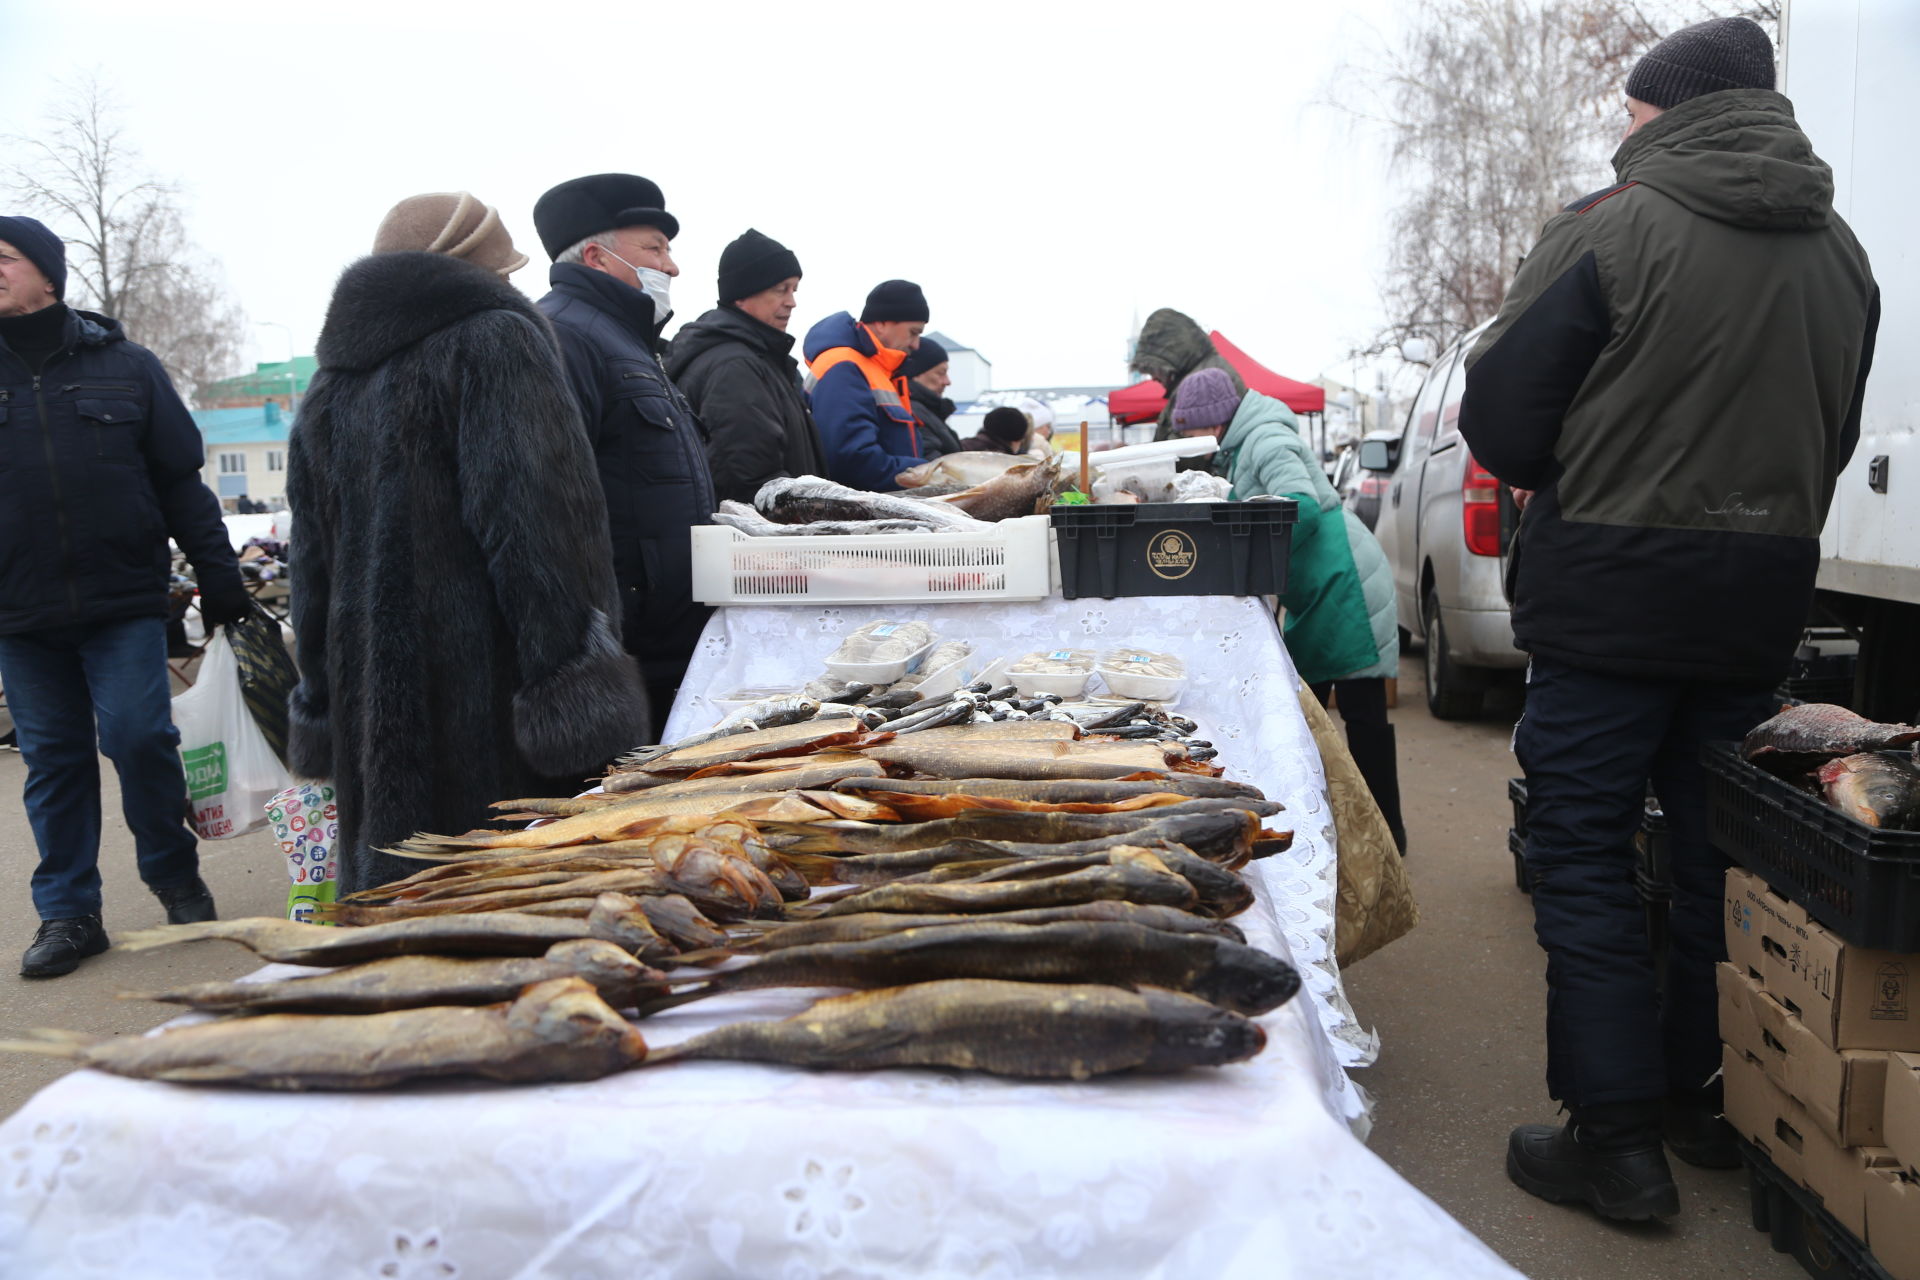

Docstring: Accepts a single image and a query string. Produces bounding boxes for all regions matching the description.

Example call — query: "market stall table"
[0,596,1523,1278]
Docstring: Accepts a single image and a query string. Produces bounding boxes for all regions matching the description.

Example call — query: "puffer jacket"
[1132,308,1244,441]
[803,312,922,491]
[908,380,963,459]
[1213,390,1396,684]
[666,305,825,506]
[0,307,240,635]
[1461,89,1877,684]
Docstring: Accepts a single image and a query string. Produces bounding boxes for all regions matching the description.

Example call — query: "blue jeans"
[1515,657,1775,1109]
[0,617,200,919]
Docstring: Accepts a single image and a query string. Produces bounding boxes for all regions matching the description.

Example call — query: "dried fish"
[754,475,987,530]
[834,776,1264,803]
[647,979,1265,1080]
[895,451,1032,489]
[930,455,1063,521]
[0,978,647,1091]
[806,849,1198,917]
[861,738,1174,781]
[126,940,668,1015]
[730,902,1248,951]
[763,806,1262,865]
[611,718,876,777]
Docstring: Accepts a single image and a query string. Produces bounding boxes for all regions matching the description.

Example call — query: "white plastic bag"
[172,628,294,839]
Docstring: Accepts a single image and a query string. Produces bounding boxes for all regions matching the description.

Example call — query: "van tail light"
[1462,453,1502,556]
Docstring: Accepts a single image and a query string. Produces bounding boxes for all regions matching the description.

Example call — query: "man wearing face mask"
[533,174,715,734]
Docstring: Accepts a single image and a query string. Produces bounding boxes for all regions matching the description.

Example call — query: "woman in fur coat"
[287,193,649,893]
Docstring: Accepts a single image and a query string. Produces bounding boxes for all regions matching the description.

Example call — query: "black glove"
[198,580,253,628]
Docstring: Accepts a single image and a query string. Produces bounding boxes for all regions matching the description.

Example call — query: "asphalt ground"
[0,655,1805,1278]
[1344,659,1800,1279]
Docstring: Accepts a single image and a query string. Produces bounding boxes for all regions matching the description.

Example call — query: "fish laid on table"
[0,978,647,1091]
[835,775,1265,804]
[763,806,1264,864]
[650,919,1297,1017]
[895,451,1032,490]
[897,720,1083,743]
[498,895,731,951]
[614,697,823,770]
[861,789,1277,822]
[113,893,675,965]
[929,455,1063,522]
[1817,752,1920,828]
[645,979,1265,1080]
[611,719,883,778]
[725,902,1248,952]
[754,475,988,530]
[601,758,885,797]
[1742,703,1920,770]
[931,841,1256,919]
[861,739,1177,781]
[806,848,1198,917]
[385,793,835,859]
[323,857,785,926]
[354,836,790,913]
[126,939,669,1015]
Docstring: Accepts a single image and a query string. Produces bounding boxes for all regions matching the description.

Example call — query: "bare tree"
[1335,0,1780,357]
[1,75,246,401]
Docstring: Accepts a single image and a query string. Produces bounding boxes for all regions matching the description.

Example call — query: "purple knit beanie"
[1171,367,1240,432]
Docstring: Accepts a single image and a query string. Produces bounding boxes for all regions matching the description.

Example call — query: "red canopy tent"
[1108,330,1326,425]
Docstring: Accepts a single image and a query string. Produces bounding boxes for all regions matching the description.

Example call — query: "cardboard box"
[1725,868,1920,1052]
[1866,1164,1920,1280]
[1886,1053,1920,1176]
[1718,963,1889,1146]
[1723,1044,1871,1237]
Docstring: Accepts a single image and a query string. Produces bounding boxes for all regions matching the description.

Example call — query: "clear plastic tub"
[905,644,976,700]
[1007,649,1097,699]
[1097,650,1187,703]
[824,638,937,686]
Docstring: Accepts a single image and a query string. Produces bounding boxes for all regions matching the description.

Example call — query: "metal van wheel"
[1423,587,1488,720]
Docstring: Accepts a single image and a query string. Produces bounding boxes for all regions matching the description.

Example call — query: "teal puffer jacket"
[1213,391,1397,684]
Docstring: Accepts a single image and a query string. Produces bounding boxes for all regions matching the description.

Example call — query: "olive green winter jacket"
[1461,89,1878,684]
[1214,391,1398,684]
[1132,308,1245,442]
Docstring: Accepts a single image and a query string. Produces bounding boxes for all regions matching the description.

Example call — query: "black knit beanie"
[983,406,1028,443]
[861,279,929,324]
[899,336,948,380]
[0,215,68,301]
[717,228,801,305]
[1626,17,1775,110]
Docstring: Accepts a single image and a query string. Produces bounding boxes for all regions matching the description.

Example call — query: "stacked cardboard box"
[1721,867,1920,1276]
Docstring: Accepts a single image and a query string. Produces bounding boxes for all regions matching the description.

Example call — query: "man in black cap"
[801,280,931,491]
[899,336,962,459]
[666,229,826,505]
[1459,18,1879,1222]
[532,175,715,734]
[0,215,248,976]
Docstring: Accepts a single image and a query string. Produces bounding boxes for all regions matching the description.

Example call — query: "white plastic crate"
[691,515,1052,605]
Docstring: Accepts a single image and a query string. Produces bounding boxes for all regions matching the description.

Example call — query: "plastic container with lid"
[1097,649,1187,702]
[1006,649,1098,698]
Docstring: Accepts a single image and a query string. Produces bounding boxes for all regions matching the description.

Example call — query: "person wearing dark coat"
[804,280,931,491]
[0,214,248,976]
[287,193,649,896]
[1130,307,1244,441]
[959,406,1032,454]
[533,174,716,731]
[900,337,962,459]
[667,229,825,506]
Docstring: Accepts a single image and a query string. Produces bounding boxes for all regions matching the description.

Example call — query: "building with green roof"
[199,357,316,410]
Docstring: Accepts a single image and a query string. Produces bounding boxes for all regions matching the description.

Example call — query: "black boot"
[1664,1083,1741,1169]
[1507,1101,1679,1221]
[153,877,218,925]
[20,915,110,978]
[1344,721,1407,854]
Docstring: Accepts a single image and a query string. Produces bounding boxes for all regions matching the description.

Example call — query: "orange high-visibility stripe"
[809,325,920,454]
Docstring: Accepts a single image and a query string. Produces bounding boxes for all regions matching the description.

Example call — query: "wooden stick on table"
[1078,420,1090,495]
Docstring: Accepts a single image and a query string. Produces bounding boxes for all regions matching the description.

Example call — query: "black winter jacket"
[666,305,825,505]
[908,380,964,459]
[287,253,649,892]
[538,265,715,684]
[0,307,240,635]
[1461,90,1878,685]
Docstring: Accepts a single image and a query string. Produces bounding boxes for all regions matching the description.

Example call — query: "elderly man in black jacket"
[534,175,715,733]
[0,215,248,977]
[667,228,825,506]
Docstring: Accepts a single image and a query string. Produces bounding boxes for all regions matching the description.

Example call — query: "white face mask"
[601,247,673,323]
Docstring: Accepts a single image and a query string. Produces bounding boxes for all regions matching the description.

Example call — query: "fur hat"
[861,279,930,324]
[1171,367,1240,432]
[0,215,67,301]
[1627,17,1775,109]
[533,174,678,261]
[373,193,529,276]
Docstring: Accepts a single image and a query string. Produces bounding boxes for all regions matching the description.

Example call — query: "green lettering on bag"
[182,742,228,802]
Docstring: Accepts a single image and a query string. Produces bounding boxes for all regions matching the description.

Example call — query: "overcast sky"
[3,0,1408,393]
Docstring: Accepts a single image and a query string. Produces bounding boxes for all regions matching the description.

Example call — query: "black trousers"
[1308,676,1405,846]
[1515,656,1774,1108]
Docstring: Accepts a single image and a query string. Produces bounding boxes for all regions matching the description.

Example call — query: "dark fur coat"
[287,252,649,893]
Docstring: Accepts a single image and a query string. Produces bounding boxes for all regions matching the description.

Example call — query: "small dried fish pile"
[647,980,1266,1080]
[1740,703,1920,829]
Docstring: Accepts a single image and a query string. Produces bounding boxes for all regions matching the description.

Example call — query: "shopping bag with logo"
[267,783,338,922]
[225,604,299,768]
[170,627,294,839]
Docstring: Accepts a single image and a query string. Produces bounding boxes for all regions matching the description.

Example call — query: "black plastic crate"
[1635,799,1672,903]
[1776,643,1858,711]
[1508,777,1529,839]
[1050,501,1296,600]
[1740,1138,1893,1280]
[1704,741,1920,951]
[1509,827,1531,894]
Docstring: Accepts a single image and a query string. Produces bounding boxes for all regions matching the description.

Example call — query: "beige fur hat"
[372,192,529,276]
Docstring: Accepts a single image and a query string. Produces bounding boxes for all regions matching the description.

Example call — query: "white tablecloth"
[0,595,1525,1279]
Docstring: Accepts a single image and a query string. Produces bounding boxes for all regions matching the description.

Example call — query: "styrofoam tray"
[824,637,937,686]
[1097,667,1187,703]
